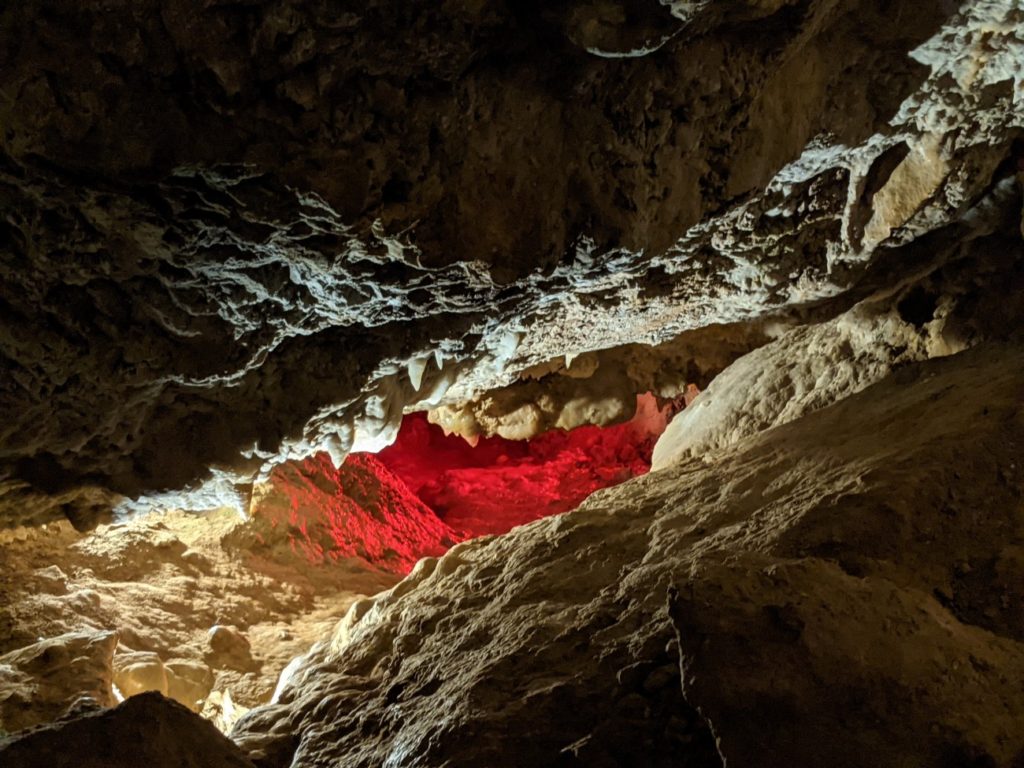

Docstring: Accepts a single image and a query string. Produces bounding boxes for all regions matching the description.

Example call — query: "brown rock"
[165,660,215,711]
[112,651,168,698]
[207,625,256,671]
[669,558,1024,768]
[233,340,1024,767]
[0,631,118,735]
[0,691,256,768]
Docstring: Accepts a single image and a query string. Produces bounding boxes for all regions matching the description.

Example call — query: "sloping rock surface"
[247,453,459,574]
[0,507,398,732]
[653,230,1024,466]
[1,1,1021,526]
[232,339,1024,767]
[0,630,117,734]
[0,691,256,768]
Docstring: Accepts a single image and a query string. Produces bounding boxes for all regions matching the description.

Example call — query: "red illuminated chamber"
[260,394,674,575]
[373,393,672,538]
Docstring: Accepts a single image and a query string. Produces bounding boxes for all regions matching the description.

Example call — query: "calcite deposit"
[2,0,1024,766]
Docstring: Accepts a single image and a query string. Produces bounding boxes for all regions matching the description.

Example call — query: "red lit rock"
[375,393,672,537]
[249,453,459,574]
[235,341,1024,768]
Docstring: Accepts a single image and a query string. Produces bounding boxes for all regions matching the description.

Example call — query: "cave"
[2,2,1024,767]
[372,392,673,540]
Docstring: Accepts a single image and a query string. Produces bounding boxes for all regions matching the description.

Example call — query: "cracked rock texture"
[2,0,1022,526]
[2,0,1024,765]
[0,502,401,734]
[654,221,1024,467]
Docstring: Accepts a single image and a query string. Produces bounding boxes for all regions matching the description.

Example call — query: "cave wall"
[230,326,1024,768]
[2,0,1021,527]
[1,1,1024,765]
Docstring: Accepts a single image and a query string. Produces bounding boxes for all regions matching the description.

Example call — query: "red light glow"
[252,452,459,575]
[256,394,673,574]
[374,393,672,538]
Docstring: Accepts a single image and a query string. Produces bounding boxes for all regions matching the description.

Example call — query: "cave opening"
[265,391,682,578]
[371,391,675,539]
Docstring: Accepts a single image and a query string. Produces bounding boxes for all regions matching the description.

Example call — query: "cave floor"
[0,508,398,730]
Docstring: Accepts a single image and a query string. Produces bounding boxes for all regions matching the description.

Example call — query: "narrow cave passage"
[368,392,674,539]
[249,392,681,580]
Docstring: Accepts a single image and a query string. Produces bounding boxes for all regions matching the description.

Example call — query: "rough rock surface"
[1,0,1022,526]
[2,0,1024,764]
[0,630,117,734]
[247,453,459,574]
[0,691,256,768]
[0,506,398,734]
[231,337,1024,767]
[428,321,767,440]
[653,226,1024,467]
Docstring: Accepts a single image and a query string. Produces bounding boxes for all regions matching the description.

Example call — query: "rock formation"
[2,0,1020,528]
[0,630,117,734]
[1,0,1024,766]
[0,691,257,768]
[0,505,399,733]
[228,329,1024,767]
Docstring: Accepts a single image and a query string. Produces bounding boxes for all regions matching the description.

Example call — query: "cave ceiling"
[0,0,1022,527]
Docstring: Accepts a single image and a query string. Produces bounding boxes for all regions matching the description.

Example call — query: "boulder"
[0,691,256,768]
[112,651,168,698]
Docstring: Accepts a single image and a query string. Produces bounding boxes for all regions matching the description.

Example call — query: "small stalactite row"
[373,392,675,538]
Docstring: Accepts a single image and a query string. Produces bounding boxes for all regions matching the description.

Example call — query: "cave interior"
[2,1,1024,767]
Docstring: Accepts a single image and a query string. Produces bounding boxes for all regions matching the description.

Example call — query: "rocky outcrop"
[1,1,1021,527]
[0,630,117,734]
[245,453,459,574]
[1,0,1023,764]
[428,321,766,440]
[0,691,256,768]
[668,557,1024,768]
[230,334,1024,767]
[653,225,1024,467]
[112,650,216,711]
[0,508,399,734]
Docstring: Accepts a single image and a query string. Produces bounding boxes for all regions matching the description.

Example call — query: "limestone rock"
[0,691,256,768]
[0,631,117,735]
[0,0,1020,527]
[0,509,396,728]
[207,625,256,672]
[165,660,215,711]
[31,565,69,596]
[68,520,189,580]
[234,339,1024,766]
[0,0,1023,761]
[112,651,168,698]
[669,557,1024,767]
[202,688,252,737]
[429,321,769,440]
[653,232,1024,469]
[245,452,459,574]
